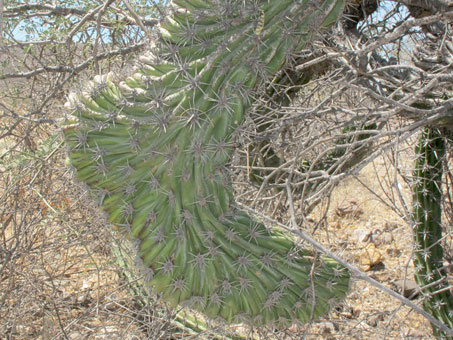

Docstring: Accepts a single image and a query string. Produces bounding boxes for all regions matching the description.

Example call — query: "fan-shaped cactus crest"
[63,0,349,327]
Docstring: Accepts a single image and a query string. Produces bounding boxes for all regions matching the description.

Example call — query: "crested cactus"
[63,0,349,327]
[412,127,453,338]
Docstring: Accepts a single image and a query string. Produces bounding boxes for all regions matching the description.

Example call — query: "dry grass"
[0,123,151,339]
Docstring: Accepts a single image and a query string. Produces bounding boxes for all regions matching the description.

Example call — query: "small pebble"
[374,231,393,246]
[393,279,420,299]
[352,228,372,243]
[360,243,383,271]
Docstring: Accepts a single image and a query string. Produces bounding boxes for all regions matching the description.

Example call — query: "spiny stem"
[63,0,349,327]
[412,127,453,338]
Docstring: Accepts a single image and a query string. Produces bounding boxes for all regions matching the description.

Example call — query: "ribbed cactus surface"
[413,128,453,338]
[64,0,349,327]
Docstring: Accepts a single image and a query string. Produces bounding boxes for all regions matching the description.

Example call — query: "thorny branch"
[267,179,453,336]
[4,3,158,27]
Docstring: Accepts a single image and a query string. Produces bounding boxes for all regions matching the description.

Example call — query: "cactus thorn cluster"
[412,128,453,338]
[63,0,349,327]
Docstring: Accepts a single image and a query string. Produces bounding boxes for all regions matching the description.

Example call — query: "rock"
[104,301,120,311]
[76,294,91,307]
[318,321,338,334]
[404,327,426,338]
[393,279,420,299]
[360,243,383,271]
[13,325,35,336]
[366,313,386,327]
[384,221,399,230]
[69,331,83,340]
[386,248,401,257]
[335,200,363,218]
[339,306,356,319]
[374,231,393,246]
[352,228,372,243]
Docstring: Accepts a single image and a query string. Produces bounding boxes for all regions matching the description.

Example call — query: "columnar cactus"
[63,0,349,327]
[412,127,453,338]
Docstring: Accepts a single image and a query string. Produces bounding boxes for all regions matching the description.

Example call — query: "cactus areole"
[63,0,349,327]
[413,128,453,338]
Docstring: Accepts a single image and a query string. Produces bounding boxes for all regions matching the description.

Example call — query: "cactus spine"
[64,0,349,327]
[412,127,453,338]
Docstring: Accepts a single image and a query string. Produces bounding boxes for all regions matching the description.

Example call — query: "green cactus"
[63,0,349,327]
[412,127,453,339]
[112,238,246,339]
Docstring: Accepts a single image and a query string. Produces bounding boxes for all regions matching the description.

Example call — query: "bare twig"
[4,4,87,17]
[92,0,115,74]
[121,0,152,41]
[4,3,158,27]
[0,0,4,46]
[236,202,453,337]
[0,42,146,80]
[66,2,106,43]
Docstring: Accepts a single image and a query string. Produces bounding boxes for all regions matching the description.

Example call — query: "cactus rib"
[413,127,453,338]
[64,0,349,327]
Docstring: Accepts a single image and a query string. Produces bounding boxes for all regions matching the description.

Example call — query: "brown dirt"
[313,158,436,339]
